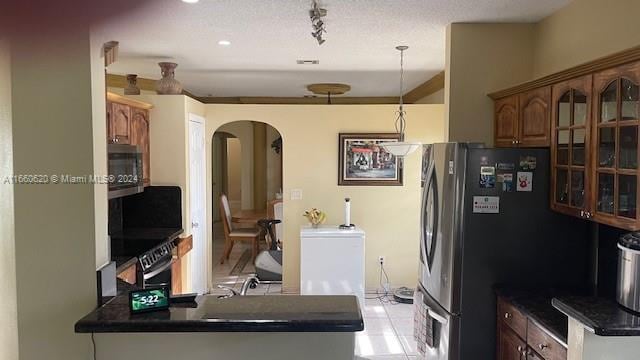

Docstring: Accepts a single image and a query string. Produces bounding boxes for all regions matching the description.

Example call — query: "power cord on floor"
[91,332,97,360]
[365,261,402,305]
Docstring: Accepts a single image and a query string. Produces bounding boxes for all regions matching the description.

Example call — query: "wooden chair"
[219,194,261,264]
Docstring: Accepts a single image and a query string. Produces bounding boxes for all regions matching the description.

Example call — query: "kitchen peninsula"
[75,294,363,360]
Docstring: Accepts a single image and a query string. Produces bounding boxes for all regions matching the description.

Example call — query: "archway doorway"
[211,121,283,294]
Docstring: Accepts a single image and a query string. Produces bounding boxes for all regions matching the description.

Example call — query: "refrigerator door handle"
[421,162,438,272]
[426,307,449,325]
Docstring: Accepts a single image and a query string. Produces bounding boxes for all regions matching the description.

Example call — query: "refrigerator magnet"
[516,172,533,192]
[480,166,496,188]
[519,156,537,170]
[497,163,515,171]
[497,173,514,192]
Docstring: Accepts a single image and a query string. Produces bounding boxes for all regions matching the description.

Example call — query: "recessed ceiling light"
[182,0,199,3]
[218,40,231,46]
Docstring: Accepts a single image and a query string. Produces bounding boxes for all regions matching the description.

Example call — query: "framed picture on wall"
[338,133,403,186]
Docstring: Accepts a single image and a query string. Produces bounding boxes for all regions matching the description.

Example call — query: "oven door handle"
[143,258,176,280]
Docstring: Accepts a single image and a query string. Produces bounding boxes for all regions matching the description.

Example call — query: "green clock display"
[129,287,170,313]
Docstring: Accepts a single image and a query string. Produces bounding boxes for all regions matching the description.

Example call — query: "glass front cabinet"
[551,62,640,230]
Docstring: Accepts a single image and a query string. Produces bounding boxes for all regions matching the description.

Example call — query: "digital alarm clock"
[129,287,170,314]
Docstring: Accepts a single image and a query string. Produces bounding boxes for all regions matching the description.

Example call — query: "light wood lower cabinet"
[116,263,137,285]
[171,236,193,295]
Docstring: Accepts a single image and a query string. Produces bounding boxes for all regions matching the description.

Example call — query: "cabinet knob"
[538,343,548,351]
[504,312,512,319]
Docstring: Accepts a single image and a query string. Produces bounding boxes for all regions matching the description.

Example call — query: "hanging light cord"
[395,47,407,141]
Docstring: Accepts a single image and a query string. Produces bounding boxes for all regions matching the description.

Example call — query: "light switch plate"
[291,189,303,200]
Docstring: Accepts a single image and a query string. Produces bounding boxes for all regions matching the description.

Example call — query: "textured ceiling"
[96,0,570,97]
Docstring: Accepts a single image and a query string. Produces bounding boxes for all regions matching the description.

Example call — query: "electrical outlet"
[378,256,385,264]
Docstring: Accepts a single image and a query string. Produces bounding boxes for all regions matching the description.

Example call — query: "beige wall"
[0,38,19,360]
[415,88,445,104]
[129,95,207,293]
[11,31,96,359]
[211,134,225,220]
[533,0,640,78]
[218,121,255,210]
[91,31,109,269]
[445,1,640,145]
[266,125,283,201]
[445,23,535,144]
[205,105,446,291]
[226,138,242,211]
[253,122,268,209]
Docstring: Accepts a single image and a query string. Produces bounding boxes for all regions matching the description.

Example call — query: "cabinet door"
[592,61,640,230]
[550,76,593,218]
[525,349,544,360]
[498,324,526,360]
[109,102,131,144]
[171,257,182,295]
[519,87,551,147]
[130,108,150,186]
[495,95,519,147]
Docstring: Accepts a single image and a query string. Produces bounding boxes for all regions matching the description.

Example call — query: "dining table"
[231,209,268,226]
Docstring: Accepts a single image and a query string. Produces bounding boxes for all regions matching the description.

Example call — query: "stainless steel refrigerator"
[418,143,590,359]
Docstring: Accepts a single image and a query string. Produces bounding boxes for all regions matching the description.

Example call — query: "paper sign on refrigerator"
[473,196,500,214]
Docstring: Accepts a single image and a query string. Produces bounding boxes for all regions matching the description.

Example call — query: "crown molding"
[488,45,640,100]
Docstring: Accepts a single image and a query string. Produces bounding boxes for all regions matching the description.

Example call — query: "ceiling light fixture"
[309,0,327,45]
[380,46,421,158]
[181,0,199,3]
[218,40,231,46]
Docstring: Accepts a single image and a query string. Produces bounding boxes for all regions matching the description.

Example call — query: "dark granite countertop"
[75,294,364,333]
[552,296,640,336]
[495,287,588,346]
[110,227,183,242]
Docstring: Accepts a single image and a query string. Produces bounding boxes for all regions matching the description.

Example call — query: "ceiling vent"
[296,59,320,65]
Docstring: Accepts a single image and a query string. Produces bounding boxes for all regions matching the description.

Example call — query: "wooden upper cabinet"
[519,86,551,147]
[494,88,551,148]
[106,92,153,186]
[109,102,131,144]
[550,75,593,219]
[590,61,640,230]
[495,95,519,147]
[130,108,151,186]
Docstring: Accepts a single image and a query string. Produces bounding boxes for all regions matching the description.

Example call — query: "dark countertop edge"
[551,298,598,332]
[495,289,569,345]
[551,297,640,337]
[75,320,364,333]
[527,316,568,348]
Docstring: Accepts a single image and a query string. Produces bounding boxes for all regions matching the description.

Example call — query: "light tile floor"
[356,298,421,360]
[210,223,420,359]
[211,222,282,295]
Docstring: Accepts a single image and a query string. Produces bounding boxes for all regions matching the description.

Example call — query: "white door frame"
[188,113,207,294]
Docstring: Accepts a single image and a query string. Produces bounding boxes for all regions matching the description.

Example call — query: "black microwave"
[108,144,144,199]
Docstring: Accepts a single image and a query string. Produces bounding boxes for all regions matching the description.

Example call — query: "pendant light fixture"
[380,46,421,157]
